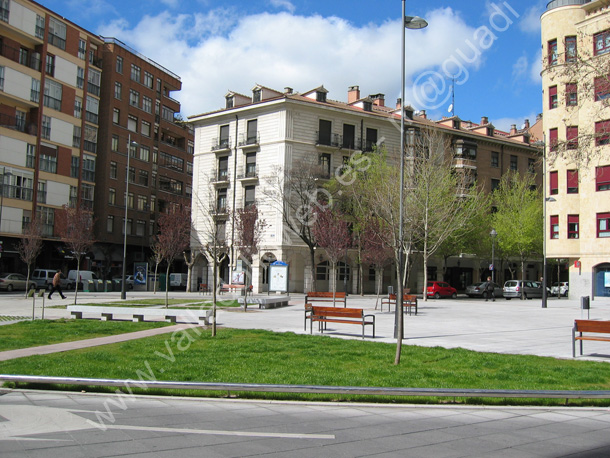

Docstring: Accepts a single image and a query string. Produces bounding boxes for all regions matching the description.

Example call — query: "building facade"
[541,0,610,299]
[190,84,541,294]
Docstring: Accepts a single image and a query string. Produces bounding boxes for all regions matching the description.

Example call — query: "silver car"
[503,280,543,300]
[465,281,503,299]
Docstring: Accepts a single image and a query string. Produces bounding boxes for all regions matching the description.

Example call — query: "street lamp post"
[396,1,428,338]
[490,228,497,283]
[121,135,137,300]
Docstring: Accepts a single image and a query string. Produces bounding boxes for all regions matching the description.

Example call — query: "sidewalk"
[0,290,609,361]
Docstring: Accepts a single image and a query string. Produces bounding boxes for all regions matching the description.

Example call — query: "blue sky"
[42,0,546,131]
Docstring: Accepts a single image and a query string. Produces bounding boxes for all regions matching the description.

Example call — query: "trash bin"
[105,280,112,292]
[96,280,104,292]
[581,296,590,310]
[112,279,121,291]
[388,286,394,295]
[159,273,167,291]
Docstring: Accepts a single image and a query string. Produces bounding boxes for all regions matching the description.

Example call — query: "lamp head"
[404,16,428,29]
[490,228,497,238]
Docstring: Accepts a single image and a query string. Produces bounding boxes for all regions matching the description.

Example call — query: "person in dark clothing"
[484,276,495,302]
[48,270,66,299]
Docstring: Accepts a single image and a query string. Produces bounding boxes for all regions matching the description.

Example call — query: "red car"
[426,281,457,299]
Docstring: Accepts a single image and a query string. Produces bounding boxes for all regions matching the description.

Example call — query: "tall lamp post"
[121,135,137,300]
[490,228,497,283]
[396,2,428,338]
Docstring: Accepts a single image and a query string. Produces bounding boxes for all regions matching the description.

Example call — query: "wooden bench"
[304,291,346,307]
[310,306,375,338]
[67,305,213,325]
[573,319,610,357]
[379,294,418,315]
[198,283,209,294]
[219,284,252,294]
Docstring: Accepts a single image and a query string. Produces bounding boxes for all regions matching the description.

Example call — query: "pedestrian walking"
[484,276,495,302]
[48,270,66,299]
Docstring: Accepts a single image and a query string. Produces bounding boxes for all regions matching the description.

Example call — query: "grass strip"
[2,326,610,406]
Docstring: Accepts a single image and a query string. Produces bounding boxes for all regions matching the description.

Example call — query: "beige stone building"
[541,0,610,299]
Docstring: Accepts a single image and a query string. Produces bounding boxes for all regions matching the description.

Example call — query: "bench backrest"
[388,294,417,303]
[306,292,346,299]
[575,320,610,333]
[312,306,362,318]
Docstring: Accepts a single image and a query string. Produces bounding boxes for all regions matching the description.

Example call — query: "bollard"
[581,296,590,319]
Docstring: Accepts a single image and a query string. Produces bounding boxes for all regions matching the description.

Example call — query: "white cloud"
[491,112,538,133]
[512,54,529,80]
[269,0,295,14]
[530,49,542,84]
[159,0,179,8]
[98,8,498,117]
[518,4,544,34]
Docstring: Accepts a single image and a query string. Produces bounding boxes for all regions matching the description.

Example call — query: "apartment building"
[95,38,193,279]
[0,0,104,272]
[541,0,610,299]
[189,84,540,294]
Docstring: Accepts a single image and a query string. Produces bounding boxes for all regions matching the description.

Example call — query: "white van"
[67,270,98,290]
[169,273,188,290]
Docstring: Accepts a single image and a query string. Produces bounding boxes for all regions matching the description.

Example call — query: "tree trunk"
[212,256,218,336]
[153,262,160,294]
[309,246,316,292]
[394,252,404,365]
[165,264,170,308]
[73,261,81,305]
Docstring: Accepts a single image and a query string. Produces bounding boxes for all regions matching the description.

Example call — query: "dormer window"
[226,96,234,109]
[316,91,327,103]
[363,101,372,112]
[253,89,262,103]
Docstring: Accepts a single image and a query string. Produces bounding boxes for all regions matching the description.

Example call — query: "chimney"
[480,116,489,125]
[420,109,427,119]
[348,85,360,104]
[396,98,402,110]
[524,119,530,129]
[510,124,517,135]
[284,87,293,94]
[370,93,385,107]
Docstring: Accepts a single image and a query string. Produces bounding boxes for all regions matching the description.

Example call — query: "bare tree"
[183,250,199,293]
[264,157,330,292]
[156,206,191,307]
[16,217,43,297]
[311,204,351,304]
[55,205,95,304]
[234,204,267,302]
[361,217,394,307]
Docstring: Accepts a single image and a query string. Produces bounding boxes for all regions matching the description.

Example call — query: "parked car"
[66,270,99,290]
[550,282,569,297]
[32,269,67,290]
[112,276,134,289]
[426,281,457,299]
[0,273,36,292]
[170,273,188,290]
[465,281,502,299]
[503,280,543,300]
[532,281,551,293]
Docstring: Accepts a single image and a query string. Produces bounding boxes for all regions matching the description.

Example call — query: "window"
[127,115,137,132]
[594,30,610,56]
[226,96,234,109]
[565,36,577,63]
[365,128,378,152]
[144,71,153,88]
[566,126,578,150]
[108,188,116,205]
[567,170,579,194]
[87,68,101,96]
[137,195,147,211]
[71,156,79,178]
[38,207,54,237]
[253,88,261,103]
[548,39,557,66]
[85,95,99,124]
[594,76,610,101]
[111,136,119,152]
[141,121,151,137]
[81,184,94,209]
[127,191,134,209]
[550,171,558,195]
[550,215,559,239]
[246,119,257,144]
[139,146,150,162]
[142,96,152,113]
[318,119,332,146]
[566,83,577,106]
[138,170,149,186]
[528,158,536,173]
[219,124,230,148]
[78,39,87,59]
[30,78,40,103]
[113,108,120,124]
[43,80,62,110]
[156,78,162,93]
[48,17,67,50]
[595,120,610,146]
[0,65,3,91]
[82,154,95,182]
[343,124,356,149]
[549,128,558,151]
[123,218,132,236]
[549,85,557,109]
[150,195,156,212]
[217,188,227,212]
[74,97,82,119]
[319,153,331,177]
[130,64,141,82]
[110,161,117,179]
[107,215,114,233]
[596,165,610,191]
[316,261,329,281]
[316,91,327,103]
[39,148,57,173]
[35,14,44,39]
[568,215,579,239]
[598,213,610,238]
[76,66,84,89]
[37,181,46,204]
[491,151,499,168]
[0,0,8,22]
[245,152,256,177]
[83,125,97,153]
[162,106,174,122]
[510,155,518,171]
[72,125,81,148]
[41,115,51,140]
[160,151,184,171]
[26,144,36,168]
[159,177,183,195]
[129,89,139,107]
[136,220,146,237]
[244,185,255,207]
[114,82,122,99]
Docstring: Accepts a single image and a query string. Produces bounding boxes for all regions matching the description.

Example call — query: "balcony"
[237,165,258,182]
[211,137,232,152]
[238,132,260,148]
[0,113,37,135]
[0,42,41,71]
[211,169,230,185]
[316,132,342,148]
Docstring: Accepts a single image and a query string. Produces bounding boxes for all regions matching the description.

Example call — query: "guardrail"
[2,375,610,400]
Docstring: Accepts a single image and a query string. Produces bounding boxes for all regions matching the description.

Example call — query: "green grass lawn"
[2,324,610,406]
[0,319,171,351]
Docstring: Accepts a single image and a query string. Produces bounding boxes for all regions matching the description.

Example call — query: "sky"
[42,0,547,132]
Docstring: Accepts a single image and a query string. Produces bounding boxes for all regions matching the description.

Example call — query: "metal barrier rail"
[2,375,610,400]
